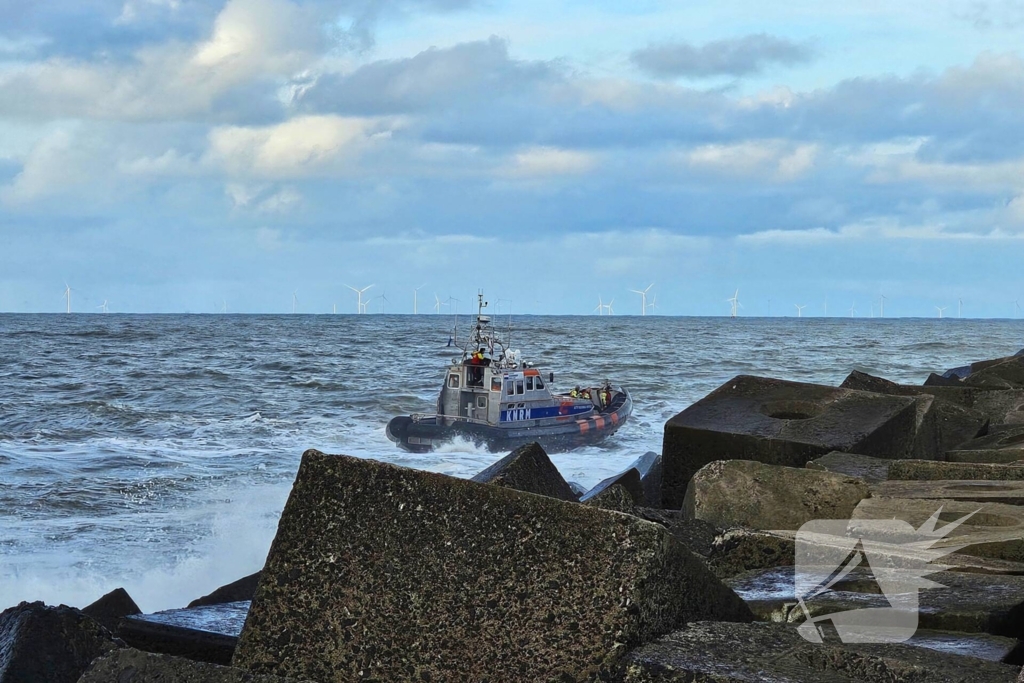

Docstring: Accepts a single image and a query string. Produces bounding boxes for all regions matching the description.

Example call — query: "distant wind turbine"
[958,296,962,319]
[63,283,71,314]
[378,290,390,314]
[794,304,806,317]
[292,291,298,314]
[605,298,614,315]
[594,296,605,315]
[879,293,887,318]
[433,294,442,314]
[849,302,857,317]
[97,300,108,314]
[646,295,657,314]
[221,300,227,314]
[414,284,426,315]
[726,289,740,317]
[936,306,947,319]
[1016,300,1021,318]
[630,284,654,316]
[345,284,374,314]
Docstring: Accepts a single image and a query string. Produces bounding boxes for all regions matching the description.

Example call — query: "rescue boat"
[386,293,632,453]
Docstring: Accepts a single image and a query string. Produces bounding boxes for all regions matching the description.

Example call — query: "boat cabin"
[439,363,552,426]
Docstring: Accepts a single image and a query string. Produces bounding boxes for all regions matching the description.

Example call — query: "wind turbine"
[292,291,298,314]
[646,295,657,315]
[433,294,442,314]
[1016,300,1021,318]
[97,300,108,314]
[958,297,962,319]
[726,289,740,317]
[221,300,227,314]
[936,306,947,319]
[630,284,654,316]
[63,283,71,313]
[794,304,806,317]
[594,296,605,315]
[413,284,426,315]
[345,284,374,314]
[378,290,390,314]
[849,302,857,317]
[605,299,614,315]
[879,293,887,318]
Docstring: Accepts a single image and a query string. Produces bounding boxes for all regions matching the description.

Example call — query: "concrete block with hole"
[661,376,920,509]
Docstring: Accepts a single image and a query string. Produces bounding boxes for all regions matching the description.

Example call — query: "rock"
[729,565,1024,638]
[661,376,919,508]
[233,450,753,683]
[471,441,577,502]
[626,451,663,508]
[82,587,141,634]
[567,481,587,499]
[925,372,964,387]
[0,601,120,683]
[633,510,719,558]
[188,573,261,608]
[888,460,1024,481]
[79,648,305,682]
[947,424,1024,463]
[683,460,871,531]
[119,601,249,665]
[871,479,1024,506]
[616,621,1019,682]
[806,451,893,484]
[584,483,638,514]
[943,354,1019,381]
[707,528,796,580]
[579,467,644,506]
[965,357,1024,389]
[840,370,988,460]
[852,497,1024,563]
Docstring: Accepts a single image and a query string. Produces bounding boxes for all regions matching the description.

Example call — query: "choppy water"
[0,313,1021,612]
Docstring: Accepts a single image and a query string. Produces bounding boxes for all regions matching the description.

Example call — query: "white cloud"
[207,115,397,178]
[504,146,597,177]
[686,140,818,181]
[737,219,1024,244]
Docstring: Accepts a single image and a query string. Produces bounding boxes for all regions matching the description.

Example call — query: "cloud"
[504,146,597,177]
[630,34,814,79]
[206,114,397,177]
[685,140,818,181]
[297,36,559,116]
[736,218,1024,245]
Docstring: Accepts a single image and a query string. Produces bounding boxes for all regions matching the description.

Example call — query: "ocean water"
[0,313,1021,613]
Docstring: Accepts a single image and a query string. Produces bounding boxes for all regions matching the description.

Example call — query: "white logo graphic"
[794,508,977,644]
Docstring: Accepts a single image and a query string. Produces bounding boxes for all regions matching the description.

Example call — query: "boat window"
[505,380,514,396]
[491,377,502,392]
[477,395,487,408]
[448,374,460,388]
[516,380,524,395]
[526,376,534,391]
[536,377,544,389]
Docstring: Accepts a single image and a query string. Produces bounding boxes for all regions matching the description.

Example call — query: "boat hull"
[387,390,632,454]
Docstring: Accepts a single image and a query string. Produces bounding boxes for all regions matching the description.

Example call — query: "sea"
[1,313,1022,614]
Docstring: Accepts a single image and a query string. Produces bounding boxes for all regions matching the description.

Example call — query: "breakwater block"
[852,498,1024,563]
[871,480,1024,506]
[232,450,753,683]
[79,647,301,682]
[189,573,261,608]
[580,467,644,506]
[965,357,1024,389]
[840,370,989,459]
[471,441,577,502]
[0,601,120,683]
[119,601,249,665]
[889,460,1024,481]
[683,460,870,531]
[617,621,1020,682]
[806,451,893,484]
[730,565,1024,639]
[947,425,1024,463]
[82,587,141,635]
[661,376,919,509]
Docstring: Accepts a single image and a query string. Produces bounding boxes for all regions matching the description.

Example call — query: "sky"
[3,1,1024,316]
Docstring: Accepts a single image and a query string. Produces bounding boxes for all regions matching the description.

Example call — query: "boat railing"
[410,413,493,426]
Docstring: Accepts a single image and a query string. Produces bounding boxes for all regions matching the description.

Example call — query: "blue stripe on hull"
[500,404,592,422]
